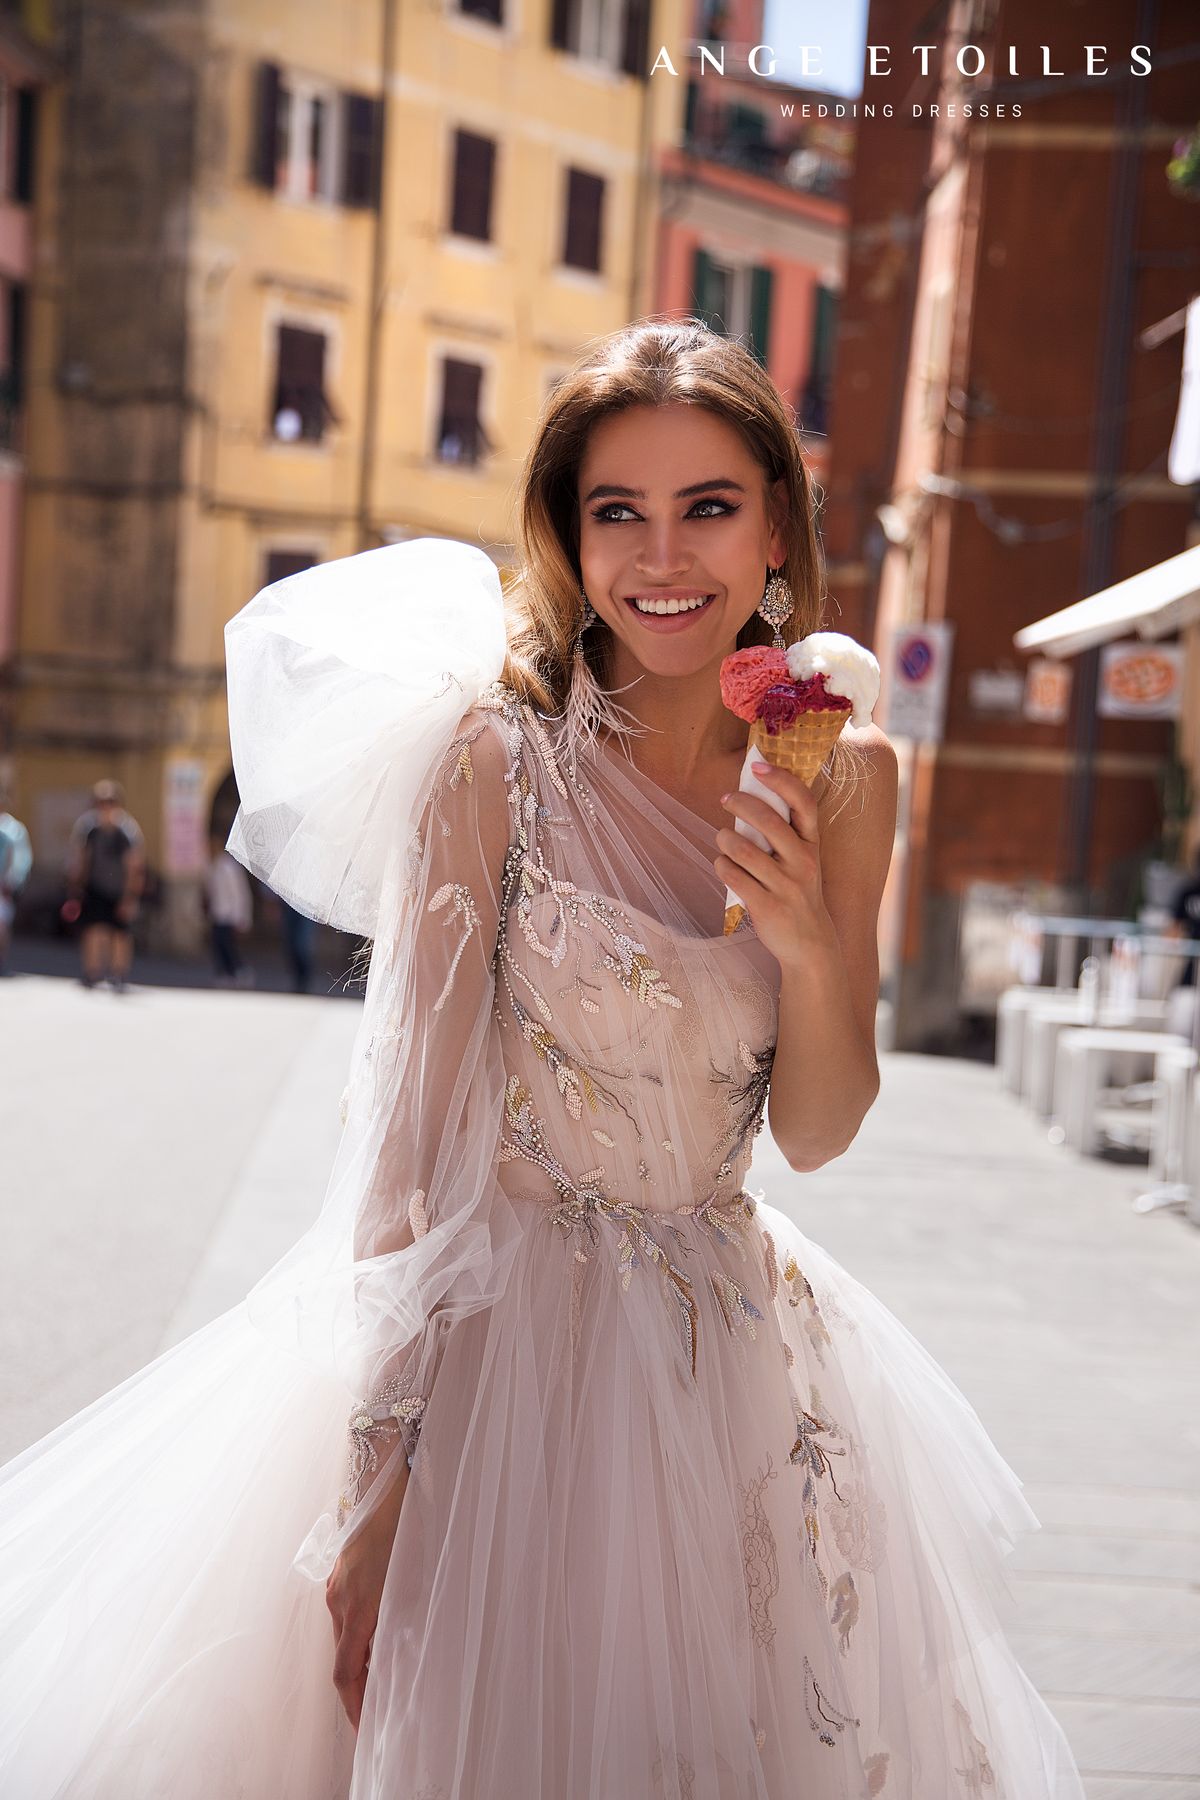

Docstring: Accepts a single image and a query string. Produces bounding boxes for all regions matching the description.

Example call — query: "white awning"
[1013,542,1200,659]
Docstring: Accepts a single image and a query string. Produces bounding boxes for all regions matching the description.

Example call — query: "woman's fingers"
[332,1607,375,1730]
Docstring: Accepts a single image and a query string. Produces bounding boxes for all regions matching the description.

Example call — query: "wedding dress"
[0,540,1085,1799]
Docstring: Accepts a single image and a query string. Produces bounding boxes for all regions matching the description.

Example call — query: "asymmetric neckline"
[592,734,742,840]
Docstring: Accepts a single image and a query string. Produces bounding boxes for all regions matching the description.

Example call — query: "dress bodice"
[474,684,781,1220]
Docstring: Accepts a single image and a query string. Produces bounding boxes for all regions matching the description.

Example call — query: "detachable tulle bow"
[224,537,509,937]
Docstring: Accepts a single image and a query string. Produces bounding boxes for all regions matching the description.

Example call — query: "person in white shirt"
[203,840,254,987]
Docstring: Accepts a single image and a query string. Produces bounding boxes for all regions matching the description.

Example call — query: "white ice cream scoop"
[785,632,880,729]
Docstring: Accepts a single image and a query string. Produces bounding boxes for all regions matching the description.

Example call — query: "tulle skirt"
[0,1189,1084,1800]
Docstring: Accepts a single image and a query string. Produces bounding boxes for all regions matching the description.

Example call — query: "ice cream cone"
[748,707,852,785]
[723,704,853,935]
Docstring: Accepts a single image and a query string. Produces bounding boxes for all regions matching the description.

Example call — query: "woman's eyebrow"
[581,478,747,504]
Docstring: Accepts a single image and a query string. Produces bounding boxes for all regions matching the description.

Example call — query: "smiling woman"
[0,320,1085,1800]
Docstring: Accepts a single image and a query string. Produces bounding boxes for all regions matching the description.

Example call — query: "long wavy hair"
[499,316,867,811]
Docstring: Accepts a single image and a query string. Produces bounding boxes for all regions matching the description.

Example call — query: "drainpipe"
[1060,0,1157,905]
[356,0,397,552]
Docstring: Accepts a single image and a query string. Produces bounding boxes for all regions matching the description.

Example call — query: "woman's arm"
[716,727,899,1172]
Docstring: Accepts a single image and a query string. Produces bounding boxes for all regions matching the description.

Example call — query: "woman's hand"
[325,1464,408,1730]
[714,760,839,971]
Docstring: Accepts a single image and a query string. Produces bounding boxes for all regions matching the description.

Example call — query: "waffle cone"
[748,707,853,785]
[722,705,853,935]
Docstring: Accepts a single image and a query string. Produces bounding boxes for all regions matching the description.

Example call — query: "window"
[342,93,383,208]
[549,0,650,79]
[271,324,338,444]
[251,62,382,209]
[0,279,25,452]
[691,249,773,367]
[436,357,491,465]
[14,87,36,204]
[562,168,605,272]
[802,285,838,436]
[275,73,338,200]
[459,0,504,20]
[265,549,318,585]
[449,129,496,241]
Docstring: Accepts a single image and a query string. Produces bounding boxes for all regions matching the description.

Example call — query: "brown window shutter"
[562,168,604,272]
[265,549,318,585]
[450,129,496,240]
[549,0,571,51]
[14,88,36,204]
[620,0,651,78]
[273,325,334,442]
[251,62,281,189]
[438,358,486,462]
[340,92,383,208]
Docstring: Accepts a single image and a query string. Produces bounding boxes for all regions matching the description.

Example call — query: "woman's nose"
[634,518,690,577]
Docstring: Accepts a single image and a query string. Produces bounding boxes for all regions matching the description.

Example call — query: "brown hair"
[501,316,867,810]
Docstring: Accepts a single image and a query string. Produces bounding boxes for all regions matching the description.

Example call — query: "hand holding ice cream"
[719,632,881,935]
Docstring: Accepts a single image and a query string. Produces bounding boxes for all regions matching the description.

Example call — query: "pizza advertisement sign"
[1096,642,1183,720]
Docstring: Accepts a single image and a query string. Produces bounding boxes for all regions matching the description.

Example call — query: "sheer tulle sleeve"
[330,707,518,1540]
[221,537,526,1581]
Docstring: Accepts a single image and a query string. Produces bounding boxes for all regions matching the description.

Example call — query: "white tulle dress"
[0,541,1085,1799]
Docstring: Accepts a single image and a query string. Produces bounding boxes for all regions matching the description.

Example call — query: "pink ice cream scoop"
[717,647,790,723]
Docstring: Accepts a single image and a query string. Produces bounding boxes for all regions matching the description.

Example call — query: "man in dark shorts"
[63,780,146,991]
[1168,845,1200,989]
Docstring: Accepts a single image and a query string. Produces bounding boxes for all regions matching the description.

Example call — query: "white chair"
[1056,1028,1194,1157]
[996,986,1055,1093]
[1023,996,1169,1117]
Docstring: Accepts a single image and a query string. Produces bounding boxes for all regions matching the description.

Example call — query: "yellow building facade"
[7,0,682,945]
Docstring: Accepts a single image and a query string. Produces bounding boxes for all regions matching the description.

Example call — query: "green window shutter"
[812,285,838,385]
[748,264,773,366]
[691,246,714,327]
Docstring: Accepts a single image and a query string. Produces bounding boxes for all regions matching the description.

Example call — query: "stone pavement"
[2,975,1197,1796]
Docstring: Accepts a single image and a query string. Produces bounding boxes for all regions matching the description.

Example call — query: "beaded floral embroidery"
[803,1653,861,1747]
[338,1376,429,1525]
[738,1455,781,1652]
[952,1698,997,1793]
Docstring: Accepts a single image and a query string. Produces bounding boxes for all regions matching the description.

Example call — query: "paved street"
[2,974,1197,1797]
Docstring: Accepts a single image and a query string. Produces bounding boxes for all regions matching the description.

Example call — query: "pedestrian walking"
[203,838,254,986]
[0,789,32,976]
[279,896,318,993]
[61,779,145,991]
[0,321,1085,1798]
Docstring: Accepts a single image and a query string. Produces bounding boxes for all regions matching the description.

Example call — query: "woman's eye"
[589,498,737,524]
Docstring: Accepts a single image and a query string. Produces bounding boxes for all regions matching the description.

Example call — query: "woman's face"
[575,402,787,679]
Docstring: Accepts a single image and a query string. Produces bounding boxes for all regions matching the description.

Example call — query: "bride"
[0,318,1085,1798]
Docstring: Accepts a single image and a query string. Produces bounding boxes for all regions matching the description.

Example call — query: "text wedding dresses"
[0,539,1085,1799]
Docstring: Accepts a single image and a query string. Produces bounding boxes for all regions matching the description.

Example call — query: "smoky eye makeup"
[589,497,742,524]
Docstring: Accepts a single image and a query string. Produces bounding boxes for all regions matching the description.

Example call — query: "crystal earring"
[757,567,793,649]
[577,588,597,639]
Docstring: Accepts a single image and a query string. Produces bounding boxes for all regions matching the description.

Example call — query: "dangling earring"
[757,566,793,649]
[577,588,598,642]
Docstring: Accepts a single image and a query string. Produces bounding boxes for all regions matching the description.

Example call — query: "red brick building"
[821,0,1196,1050]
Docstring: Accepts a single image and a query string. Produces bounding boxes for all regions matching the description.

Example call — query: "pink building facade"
[653,7,852,488]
